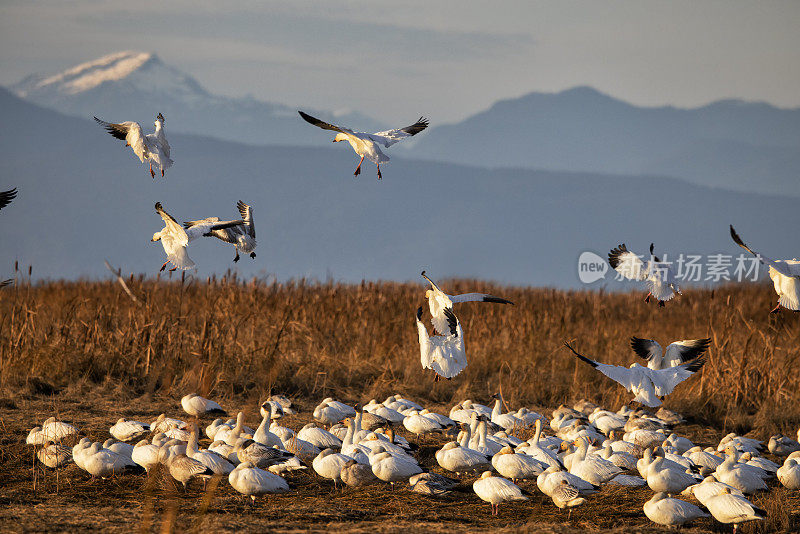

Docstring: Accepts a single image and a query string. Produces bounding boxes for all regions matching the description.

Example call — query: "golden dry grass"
[1,277,799,533]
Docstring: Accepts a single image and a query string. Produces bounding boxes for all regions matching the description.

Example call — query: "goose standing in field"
[131,440,161,472]
[152,203,244,272]
[703,488,766,533]
[340,459,378,487]
[473,471,528,516]
[730,225,800,312]
[608,243,681,306]
[94,113,173,178]
[420,271,513,336]
[550,480,586,517]
[109,418,150,442]
[186,423,234,476]
[415,306,466,381]
[643,492,709,527]
[234,438,294,469]
[564,341,706,408]
[312,448,352,487]
[229,461,289,501]
[160,447,215,490]
[37,442,72,468]
[184,200,257,263]
[0,187,17,211]
[298,111,428,180]
[181,393,226,417]
[630,337,711,370]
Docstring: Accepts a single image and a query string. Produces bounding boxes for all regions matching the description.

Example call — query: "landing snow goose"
[298,111,428,180]
[229,461,289,501]
[564,341,706,408]
[109,418,150,442]
[630,337,711,370]
[644,492,709,527]
[312,448,352,487]
[730,225,800,312]
[492,445,546,481]
[152,203,244,271]
[435,441,490,474]
[473,471,527,516]
[94,113,173,178]
[415,306,466,380]
[37,442,72,468]
[420,271,513,336]
[608,243,681,305]
[0,187,17,210]
[704,488,765,533]
[181,393,226,416]
[183,200,256,263]
[132,440,161,472]
[777,458,800,489]
[340,458,378,486]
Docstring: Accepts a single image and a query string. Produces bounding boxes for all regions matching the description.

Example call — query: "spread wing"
[155,202,188,246]
[650,357,706,397]
[298,111,350,134]
[564,342,636,392]
[370,117,429,147]
[608,244,647,281]
[663,339,711,367]
[443,307,459,337]
[0,187,17,210]
[0,279,12,288]
[237,200,255,238]
[630,337,663,364]
[449,292,514,305]
[94,117,149,163]
[730,225,797,279]
[183,218,246,242]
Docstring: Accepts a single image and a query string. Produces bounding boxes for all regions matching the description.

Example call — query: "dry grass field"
[1,275,799,533]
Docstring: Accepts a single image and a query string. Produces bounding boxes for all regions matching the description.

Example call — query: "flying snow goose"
[94,113,173,178]
[730,225,800,312]
[608,243,681,306]
[630,337,711,370]
[298,111,428,180]
[416,306,466,381]
[229,461,289,501]
[644,492,709,527]
[420,271,513,336]
[183,200,257,263]
[152,203,244,272]
[473,471,528,516]
[0,187,17,211]
[564,341,706,408]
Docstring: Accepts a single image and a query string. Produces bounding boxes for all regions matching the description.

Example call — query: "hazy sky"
[2,1,799,123]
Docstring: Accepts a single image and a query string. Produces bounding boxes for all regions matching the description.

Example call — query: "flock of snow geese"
[26,391,800,530]
[2,109,799,529]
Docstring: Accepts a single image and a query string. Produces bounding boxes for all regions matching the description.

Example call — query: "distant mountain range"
[1,87,796,287]
[9,52,800,198]
[10,51,387,147]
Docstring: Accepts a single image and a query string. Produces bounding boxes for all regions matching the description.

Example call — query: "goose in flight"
[563,341,706,408]
[730,225,799,313]
[298,111,428,180]
[151,202,243,271]
[421,271,513,336]
[630,337,711,370]
[416,306,466,381]
[608,243,681,306]
[184,201,256,263]
[0,187,17,210]
[94,113,173,179]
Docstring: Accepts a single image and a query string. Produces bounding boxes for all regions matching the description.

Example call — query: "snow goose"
[599,444,637,470]
[588,409,626,435]
[229,461,289,501]
[473,471,527,516]
[420,271,513,335]
[208,440,239,465]
[37,442,72,468]
[71,438,93,471]
[521,421,563,469]
[550,480,586,516]
[298,111,428,180]
[403,409,445,437]
[489,393,521,431]
[714,454,769,494]
[730,225,800,312]
[569,438,622,485]
[769,434,800,456]
[492,445,546,481]
[131,440,161,472]
[184,200,256,263]
[704,488,766,533]
[630,337,711,370]
[682,476,745,502]
[739,452,779,475]
[645,457,697,495]
[435,441,490,475]
[312,448,351,487]
[608,243,681,305]
[415,306,466,381]
[181,393,226,417]
[409,472,457,496]
[0,187,17,210]
[564,341,706,408]
[313,400,350,427]
[253,407,282,448]
[217,413,252,446]
[340,458,378,486]
[297,423,342,450]
[94,113,173,179]
[644,492,708,527]
[152,203,238,271]
[777,458,800,489]
[102,439,135,460]
[186,423,234,476]
[370,451,421,485]
[469,419,503,456]
[537,466,599,496]
[109,418,150,442]
[683,447,724,471]
[234,438,293,469]
[150,414,185,434]
[663,433,695,455]
[159,447,215,490]
[608,474,646,486]
[364,400,404,423]
[83,442,137,478]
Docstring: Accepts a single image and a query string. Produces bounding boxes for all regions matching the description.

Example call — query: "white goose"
[94,113,173,179]
[296,423,342,450]
[777,458,800,489]
[151,414,186,434]
[181,393,226,416]
[229,461,289,501]
[643,492,709,527]
[253,407,282,448]
[370,451,422,485]
[435,441,490,475]
[608,243,681,305]
[131,440,161,472]
[564,341,706,408]
[714,454,769,494]
[415,306,466,381]
[569,438,622,485]
[537,466,599,497]
[312,448,351,487]
[109,418,150,442]
[492,445,546,481]
[630,337,711,370]
[704,488,765,533]
[731,225,800,312]
[186,423,234,476]
[473,471,528,516]
[37,442,72,468]
[298,111,428,180]
[183,200,257,263]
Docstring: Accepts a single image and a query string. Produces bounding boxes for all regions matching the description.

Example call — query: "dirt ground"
[1,388,798,534]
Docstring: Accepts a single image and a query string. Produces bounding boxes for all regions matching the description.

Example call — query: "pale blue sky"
[2,1,799,123]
